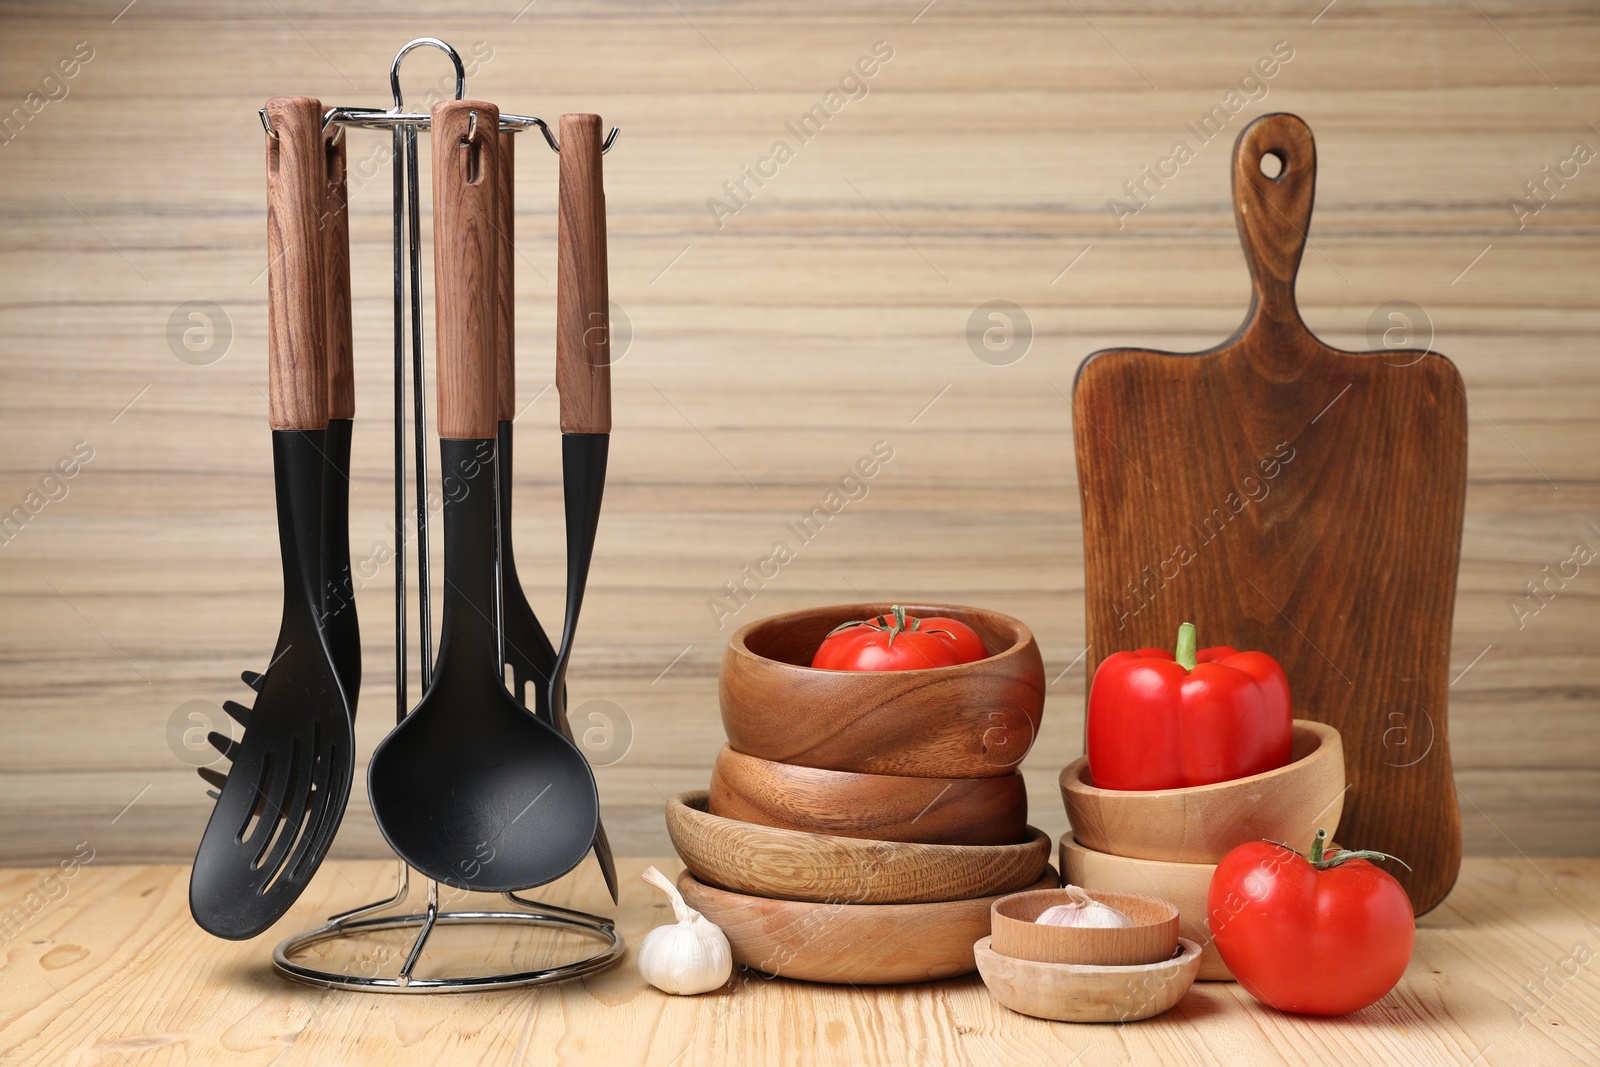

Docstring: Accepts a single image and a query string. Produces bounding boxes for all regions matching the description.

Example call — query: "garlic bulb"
[1035,885,1135,929]
[637,866,733,995]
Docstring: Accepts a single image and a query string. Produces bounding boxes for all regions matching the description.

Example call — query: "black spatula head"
[190,430,355,939]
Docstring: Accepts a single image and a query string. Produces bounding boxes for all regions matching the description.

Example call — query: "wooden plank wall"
[0,1,1594,866]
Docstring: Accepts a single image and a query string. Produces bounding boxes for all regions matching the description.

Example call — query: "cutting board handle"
[1231,112,1316,343]
[432,99,502,441]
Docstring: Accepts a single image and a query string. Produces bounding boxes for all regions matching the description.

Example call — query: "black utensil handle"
[436,437,501,677]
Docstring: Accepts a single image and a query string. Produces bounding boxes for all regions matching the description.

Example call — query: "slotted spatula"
[491,124,619,902]
[1071,113,1466,914]
[190,97,357,939]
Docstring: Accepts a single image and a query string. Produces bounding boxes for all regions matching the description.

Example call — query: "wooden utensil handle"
[432,100,501,440]
[494,125,516,423]
[557,114,611,435]
[265,96,328,431]
[322,125,354,420]
[1231,112,1316,331]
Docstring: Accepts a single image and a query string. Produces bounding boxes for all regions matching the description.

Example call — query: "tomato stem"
[1176,621,1198,671]
[1307,828,1413,871]
[825,604,958,650]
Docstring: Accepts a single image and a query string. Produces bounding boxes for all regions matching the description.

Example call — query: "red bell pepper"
[1086,622,1293,790]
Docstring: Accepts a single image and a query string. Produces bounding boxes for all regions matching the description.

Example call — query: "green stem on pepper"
[1176,621,1198,671]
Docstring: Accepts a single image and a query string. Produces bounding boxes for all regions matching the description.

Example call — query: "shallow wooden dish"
[720,602,1045,778]
[709,745,1028,846]
[666,791,1051,904]
[991,887,1178,966]
[1060,720,1345,864]
[975,935,1201,1023]
[1059,835,1232,981]
[676,867,1059,985]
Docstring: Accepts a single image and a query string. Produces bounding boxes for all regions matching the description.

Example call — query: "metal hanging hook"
[501,115,620,155]
[389,37,466,111]
[259,108,278,140]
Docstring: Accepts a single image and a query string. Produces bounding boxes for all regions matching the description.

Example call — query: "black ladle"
[367,100,598,893]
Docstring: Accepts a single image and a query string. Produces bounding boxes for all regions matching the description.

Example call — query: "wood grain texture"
[708,744,1029,846]
[721,603,1046,777]
[974,935,1202,1023]
[1,856,1595,1063]
[1060,720,1345,864]
[990,887,1178,967]
[556,114,611,435]
[676,866,1060,984]
[1073,114,1467,913]
[0,3,1595,869]
[493,125,515,424]
[263,96,327,431]
[432,100,500,441]
[1060,834,1234,981]
[321,126,354,421]
[665,791,1051,904]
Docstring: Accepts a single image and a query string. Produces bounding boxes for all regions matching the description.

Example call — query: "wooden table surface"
[2,856,1596,1065]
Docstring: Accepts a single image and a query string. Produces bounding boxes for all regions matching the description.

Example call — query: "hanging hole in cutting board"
[1259,150,1285,179]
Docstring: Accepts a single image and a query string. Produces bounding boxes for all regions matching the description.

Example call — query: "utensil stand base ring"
[273,901,624,993]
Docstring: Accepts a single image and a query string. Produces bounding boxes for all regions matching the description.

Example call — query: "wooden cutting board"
[1071,113,1467,914]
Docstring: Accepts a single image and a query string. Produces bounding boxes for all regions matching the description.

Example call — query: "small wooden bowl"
[709,745,1028,846]
[990,887,1178,966]
[677,867,1059,985]
[975,935,1202,1023]
[721,602,1045,778]
[1059,834,1232,981]
[1060,719,1345,864]
[666,791,1052,904]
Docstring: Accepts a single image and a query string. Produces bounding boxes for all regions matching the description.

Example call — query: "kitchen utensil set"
[192,49,1464,1001]
[190,39,624,992]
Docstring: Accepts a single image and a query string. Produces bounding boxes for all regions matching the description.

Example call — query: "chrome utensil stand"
[267,37,622,994]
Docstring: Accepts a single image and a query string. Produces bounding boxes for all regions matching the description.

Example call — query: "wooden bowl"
[1060,719,1345,864]
[975,935,1201,1023]
[709,744,1028,846]
[1059,835,1233,981]
[666,791,1052,904]
[676,867,1059,985]
[990,887,1178,966]
[721,603,1045,778]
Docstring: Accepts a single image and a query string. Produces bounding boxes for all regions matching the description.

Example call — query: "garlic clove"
[1035,885,1136,929]
[638,866,734,995]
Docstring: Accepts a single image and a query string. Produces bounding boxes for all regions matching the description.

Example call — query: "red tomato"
[1207,831,1415,1016]
[811,606,987,672]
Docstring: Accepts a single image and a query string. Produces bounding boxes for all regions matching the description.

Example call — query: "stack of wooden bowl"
[1057,719,1346,980]
[666,602,1056,985]
[974,886,1202,1022]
